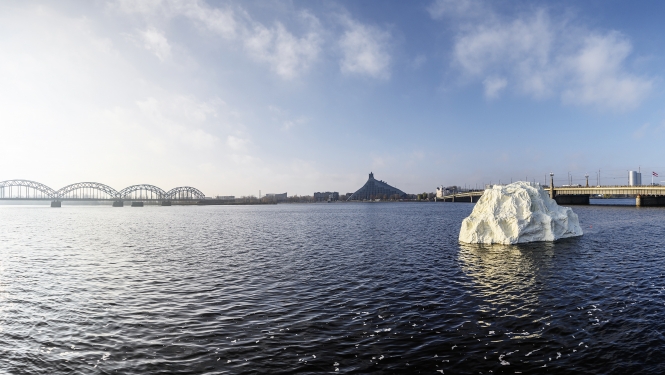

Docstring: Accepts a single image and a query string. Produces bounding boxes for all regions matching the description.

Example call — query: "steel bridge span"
[439,185,665,206]
[0,180,205,207]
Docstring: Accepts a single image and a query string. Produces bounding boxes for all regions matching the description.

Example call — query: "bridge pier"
[131,202,144,207]
[161,200,172,206]
[112,200,124,207]
[554,195,590,205]
[549,173,555,199]
[636,195,665,206]
[50,200,61,208]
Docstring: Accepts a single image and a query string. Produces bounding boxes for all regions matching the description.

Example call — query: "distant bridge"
[438,190,484,203]
[439,185,665,206]
[0,179,205,207]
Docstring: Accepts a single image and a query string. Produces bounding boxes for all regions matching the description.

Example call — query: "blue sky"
[1,0,664,196]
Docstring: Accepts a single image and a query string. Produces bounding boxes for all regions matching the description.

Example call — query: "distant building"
[314,191,339,202]
[215,196,235,200]
[265,193,287,202]
[347,172,407,201]
[436,186,458,198]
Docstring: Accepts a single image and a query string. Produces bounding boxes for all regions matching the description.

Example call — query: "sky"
[2,0,665,196]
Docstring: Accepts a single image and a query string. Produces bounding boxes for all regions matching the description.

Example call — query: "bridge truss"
[0,179,57,199]
[0,180,206,201]
[118,184,168,200]
[166,186,206,200]
[57,182,119,200]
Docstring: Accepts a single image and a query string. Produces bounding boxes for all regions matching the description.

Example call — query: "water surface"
[1,203,664,374]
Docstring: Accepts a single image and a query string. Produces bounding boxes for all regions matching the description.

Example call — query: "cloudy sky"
[1,0,664,196]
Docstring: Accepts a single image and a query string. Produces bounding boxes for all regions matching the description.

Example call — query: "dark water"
[1,203,665,374]
[590,198,636,205]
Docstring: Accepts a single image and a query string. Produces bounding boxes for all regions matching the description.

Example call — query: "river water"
[1,203,664,374]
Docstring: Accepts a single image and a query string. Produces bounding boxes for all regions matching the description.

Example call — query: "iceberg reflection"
[458,242,559,337]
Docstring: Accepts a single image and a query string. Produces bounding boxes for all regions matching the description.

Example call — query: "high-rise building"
[347,172,407,201]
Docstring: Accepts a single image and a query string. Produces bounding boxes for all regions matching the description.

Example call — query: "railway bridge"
[0,179,205,207]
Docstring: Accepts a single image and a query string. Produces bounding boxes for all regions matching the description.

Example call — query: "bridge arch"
[56,182,119,199]
[118,184,167,200]
[0,180,56,199]
[166,186,205,200]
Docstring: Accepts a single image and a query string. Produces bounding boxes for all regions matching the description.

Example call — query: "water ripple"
[1,203,665,373]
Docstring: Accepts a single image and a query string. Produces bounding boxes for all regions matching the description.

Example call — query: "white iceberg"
[459,181,583,244]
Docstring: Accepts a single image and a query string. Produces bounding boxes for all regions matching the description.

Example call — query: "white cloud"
[452,9,556,98]
[483,76,507,98]
[436,2,652,110]
[115,0,321,79]
[112,0,165,15]
[428,0,483,19]
[178,1,237,39]
[244,21,321,79]
[562,33,652,110]
[119,0,239,39]
[113,0,237,39]
[281,117,308,131]
[115,1,397,81]
[268,105,309,131]
[226,135,249,151]
[338,16,392,79]
[268,105,285,114]
[140,27,171,60]
[136,96,221,150]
